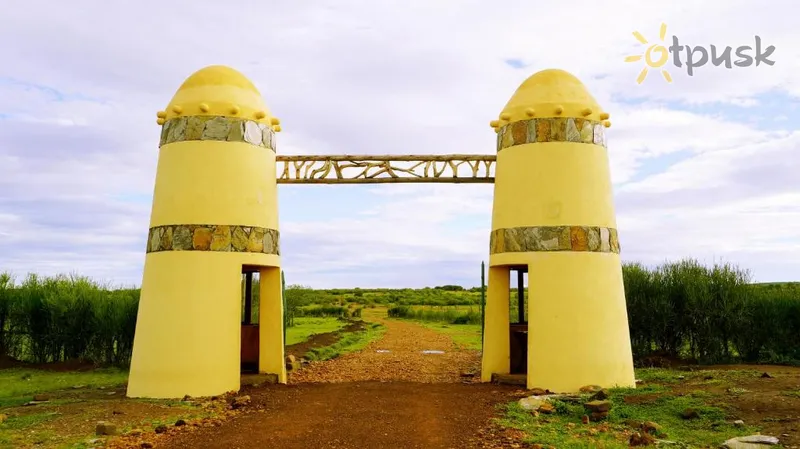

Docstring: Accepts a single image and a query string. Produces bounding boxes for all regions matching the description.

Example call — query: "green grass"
[635,368,763,386]
[0,372,221,449]
[0,398,216,449]
[285,317,348,346]
[409,304,480,312]
[498,370,766,448]
[0,411,60,431]
[305,323,386,361]
[781,389,800,398]
[0,411,61,449]
[416,322,482,350]
[0,368,128,408]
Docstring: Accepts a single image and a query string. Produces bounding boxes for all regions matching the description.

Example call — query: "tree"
[284,285,314,327]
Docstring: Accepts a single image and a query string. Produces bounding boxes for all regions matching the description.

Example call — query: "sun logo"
[625,23,673,84]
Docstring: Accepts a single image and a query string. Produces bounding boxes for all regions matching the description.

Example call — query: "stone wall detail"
[159,116,276,151]
[490,226,619,254]
[146,224,280,255]
[496,118,606,151]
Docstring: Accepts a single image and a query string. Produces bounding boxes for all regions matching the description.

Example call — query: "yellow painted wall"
[526,253,635,391]
[149,141,279,230]
[490,142,616,232]
[481,266,511,382]
[483,69,635,392]
[259,266,286,383]
[127,66,283,399]
[127,253,243,398]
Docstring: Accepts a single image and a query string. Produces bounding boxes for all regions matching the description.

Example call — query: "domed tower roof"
[491,69,610,130]
[158,65,279,129]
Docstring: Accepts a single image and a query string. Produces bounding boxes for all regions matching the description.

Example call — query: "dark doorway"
[509,265,528,375]
[241,268,260,373]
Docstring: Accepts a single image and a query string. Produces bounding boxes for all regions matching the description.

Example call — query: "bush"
[298,305,349,318]
[387,305,480,325]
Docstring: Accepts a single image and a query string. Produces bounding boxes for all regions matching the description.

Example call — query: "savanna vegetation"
[2,258,799,368]
[1,260,799,449]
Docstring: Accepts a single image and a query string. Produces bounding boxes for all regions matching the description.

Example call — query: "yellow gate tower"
[127,66,286,398]
[481,69,636,392]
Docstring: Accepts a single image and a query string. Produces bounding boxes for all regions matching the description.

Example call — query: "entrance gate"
[125,65,636,399]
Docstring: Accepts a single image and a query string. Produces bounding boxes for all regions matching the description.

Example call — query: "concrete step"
[491,373,526,386]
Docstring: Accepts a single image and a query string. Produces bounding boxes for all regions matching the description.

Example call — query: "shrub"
[387,305,480,325]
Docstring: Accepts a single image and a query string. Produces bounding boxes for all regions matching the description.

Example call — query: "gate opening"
[509,266,528,375]
[241,268,260,373]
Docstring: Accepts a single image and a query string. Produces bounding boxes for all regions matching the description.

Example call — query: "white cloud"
[0,0,798,287]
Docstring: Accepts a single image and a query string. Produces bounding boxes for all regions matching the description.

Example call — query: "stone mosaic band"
[146,224,280,255]
[497,118,606,152]
[490,226,619,254]
[159,116,276,151]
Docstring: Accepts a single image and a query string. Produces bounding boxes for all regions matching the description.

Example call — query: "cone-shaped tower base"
[127,66,286,398]
[481,69,635,393]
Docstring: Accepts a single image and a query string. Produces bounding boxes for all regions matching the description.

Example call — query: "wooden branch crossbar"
[276,154,496,184]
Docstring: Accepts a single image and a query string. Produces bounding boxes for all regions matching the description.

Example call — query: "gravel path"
[159,382,519,449]
[289,316,481,384]
[153,316,521,449]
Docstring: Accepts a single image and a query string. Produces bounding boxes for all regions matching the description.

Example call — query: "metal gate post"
[281,270,286,345]
[480,260,486,350]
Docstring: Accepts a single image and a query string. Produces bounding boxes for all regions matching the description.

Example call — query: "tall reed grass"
[624,259,800,364]
[388,259,800,365]
[0,272,138,366]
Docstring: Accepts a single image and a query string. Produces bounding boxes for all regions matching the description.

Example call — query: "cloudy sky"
[1,0,798,288]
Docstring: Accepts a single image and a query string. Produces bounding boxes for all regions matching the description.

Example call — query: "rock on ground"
[722,435,780,448]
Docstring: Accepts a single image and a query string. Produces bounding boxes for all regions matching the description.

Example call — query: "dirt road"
[289,317,481,383]
[160,382,516,449]
[158,317,518,449]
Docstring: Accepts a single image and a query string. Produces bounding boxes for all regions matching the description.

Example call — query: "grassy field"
[412,322,482,350]
[0,368,128,409]
[0,367,213,449]
[285,317,348,346]
[499,368,796,448]
[305,323,386,361]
